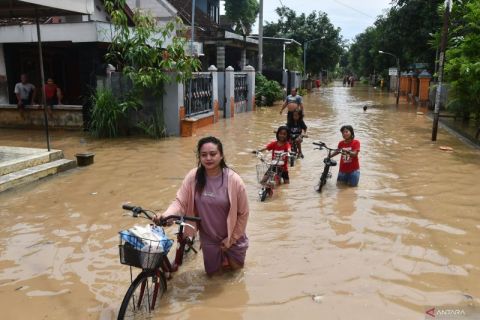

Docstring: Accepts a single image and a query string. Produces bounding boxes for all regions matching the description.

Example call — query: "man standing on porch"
[14,73,36,118]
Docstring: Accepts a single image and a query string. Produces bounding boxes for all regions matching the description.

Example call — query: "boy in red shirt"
[330,125,360,186]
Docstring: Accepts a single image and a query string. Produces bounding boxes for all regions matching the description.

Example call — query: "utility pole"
[258,0,263,73]
[432,0,452,141]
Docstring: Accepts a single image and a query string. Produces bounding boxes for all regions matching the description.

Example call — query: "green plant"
[89,88,138,138]
[255,74,283,106]
[297,88,308,96]
[101,0,201,138]
[136,108,166,139]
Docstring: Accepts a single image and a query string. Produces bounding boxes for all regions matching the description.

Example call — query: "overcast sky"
[233,0,394,42]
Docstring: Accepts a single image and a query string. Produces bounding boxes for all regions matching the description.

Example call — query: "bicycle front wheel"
[117,269,166,320]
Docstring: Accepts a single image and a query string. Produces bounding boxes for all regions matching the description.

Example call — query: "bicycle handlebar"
[122,204,201,225]
[312,141,343,152]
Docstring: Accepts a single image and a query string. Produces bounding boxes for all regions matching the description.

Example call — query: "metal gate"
[184,73,213,116]
[234,73,248,113]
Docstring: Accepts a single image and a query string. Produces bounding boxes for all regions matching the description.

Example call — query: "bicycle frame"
[256,151,288,201]
[313,142,339,193]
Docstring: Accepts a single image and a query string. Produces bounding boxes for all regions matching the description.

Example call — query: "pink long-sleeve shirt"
[162,167,249,248]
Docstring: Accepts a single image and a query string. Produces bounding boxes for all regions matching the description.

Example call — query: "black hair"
[287,109,304,126]
[276,125,290,141]
[195,136,228,194]
[340,125,355,139]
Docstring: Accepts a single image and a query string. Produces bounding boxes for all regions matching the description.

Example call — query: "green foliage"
[297,88,308,97]
[346,0,443,79]
[444,0,480,120]
[264,7,343,74]
[89,88,139,138]
[97,0,201,138]
[136,108,166,139]
[255,74,283,106]
[224,0,259,35]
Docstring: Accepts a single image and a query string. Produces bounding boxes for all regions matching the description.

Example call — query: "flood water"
[1,83,479,319]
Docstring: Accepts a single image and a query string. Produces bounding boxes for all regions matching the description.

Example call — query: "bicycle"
[289,133,308,167]
[312,141,346,193]
[117,204,201,320]
[255,151,290,201]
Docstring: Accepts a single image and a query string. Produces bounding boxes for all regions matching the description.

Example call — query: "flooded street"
[1,83,479,319]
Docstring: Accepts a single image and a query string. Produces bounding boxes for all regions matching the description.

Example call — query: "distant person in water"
[280,88,304,124]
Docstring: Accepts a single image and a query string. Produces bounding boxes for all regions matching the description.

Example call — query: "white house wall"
[0,22,113,43]
[19,0,94,15]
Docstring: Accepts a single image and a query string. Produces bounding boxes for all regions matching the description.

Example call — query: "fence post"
[163,72,184,136]
[208,65,219,122]
[224,66,234,118]
[243,65,255,111]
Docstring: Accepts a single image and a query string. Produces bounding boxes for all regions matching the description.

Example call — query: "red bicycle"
[117,204,200,320]
[255,151,290,201]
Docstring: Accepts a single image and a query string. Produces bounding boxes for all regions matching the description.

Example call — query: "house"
[0,0,136,108]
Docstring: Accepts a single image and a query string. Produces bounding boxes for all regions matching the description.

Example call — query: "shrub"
[255,74,283,106]
[89,88,139,138]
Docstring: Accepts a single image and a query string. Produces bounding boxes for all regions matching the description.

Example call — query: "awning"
[0,0,94,18]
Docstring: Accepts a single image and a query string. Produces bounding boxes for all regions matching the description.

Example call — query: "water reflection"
[0,82,479,319]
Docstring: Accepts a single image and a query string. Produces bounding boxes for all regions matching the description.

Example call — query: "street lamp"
[303,37,325,77]
[379,50,400,106]
[282,41,292,70]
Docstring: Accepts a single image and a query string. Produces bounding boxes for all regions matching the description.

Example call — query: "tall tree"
[263,7,343,74]
[444,0,480,121]
[347,0,443,79]
[224,0,259,35]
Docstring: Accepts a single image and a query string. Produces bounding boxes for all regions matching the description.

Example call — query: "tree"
[347,0,443,79]
[224,0,259,35]
[444,0,480,122]
[263,6,343,74]
[91,0,200,138]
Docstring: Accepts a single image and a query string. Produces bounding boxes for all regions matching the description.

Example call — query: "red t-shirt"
[338,139,360,173]
[44,83,58,99]
[266,141,290,171]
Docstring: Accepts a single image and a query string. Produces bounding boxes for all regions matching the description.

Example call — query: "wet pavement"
[0,83,479,319]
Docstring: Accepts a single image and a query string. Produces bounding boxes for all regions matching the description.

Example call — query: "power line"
[332,0,374,18]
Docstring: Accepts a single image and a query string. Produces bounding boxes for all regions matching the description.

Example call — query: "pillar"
[418,70,432,108]
[162,72,184,136]
[208,65,219,122]
[224,66,234,118]
[243,65,255,111]
[0,44,8,104]
[241,48,247,70]
[216,44,225,71]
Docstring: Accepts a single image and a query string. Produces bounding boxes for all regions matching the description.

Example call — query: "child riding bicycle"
[287,109,307,159]
[253,126,291,184]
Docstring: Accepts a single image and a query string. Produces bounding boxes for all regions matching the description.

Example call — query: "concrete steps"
[0,147,76,193]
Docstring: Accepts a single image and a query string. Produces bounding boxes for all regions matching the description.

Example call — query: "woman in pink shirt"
[154,136,249,276]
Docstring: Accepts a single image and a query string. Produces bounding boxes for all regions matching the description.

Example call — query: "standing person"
[287,109,307,158]
[154,136,249,276]
[43,77,63,116]
[254,126,291,184]
[330,125,360,187]
[342,76,347,87]
[280,88,304,124]
[14,74,36,118]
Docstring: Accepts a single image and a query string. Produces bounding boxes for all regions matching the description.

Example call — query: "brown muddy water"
[0,83,479,320]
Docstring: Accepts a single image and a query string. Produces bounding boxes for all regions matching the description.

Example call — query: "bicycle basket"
[118,232,168,269]
[256,162,269,183]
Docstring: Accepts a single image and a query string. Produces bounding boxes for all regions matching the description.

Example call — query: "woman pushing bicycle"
[329,125,361,187]
[153,136,249,276]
